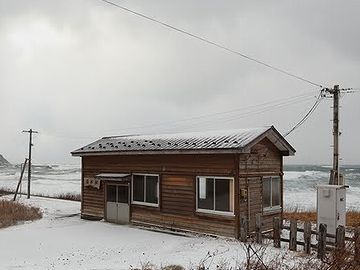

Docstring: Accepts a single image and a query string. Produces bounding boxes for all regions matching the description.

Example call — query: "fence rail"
[240,214,360,260]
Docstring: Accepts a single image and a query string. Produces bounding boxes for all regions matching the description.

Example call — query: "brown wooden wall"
[239,138,283,232]
[80,138,285,238]
[82,153,237,237]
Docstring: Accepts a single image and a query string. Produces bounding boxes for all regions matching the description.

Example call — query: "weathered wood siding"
[239,138,282,174]
[82,171,104,218]
[160,174,194,216]
[82,153,237,237]
[239,138,283,232]
[131,207,236,237]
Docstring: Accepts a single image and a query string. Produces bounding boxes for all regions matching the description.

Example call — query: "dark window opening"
[262,176,281,210]
[132,174,159,206]
[197,177,233,213]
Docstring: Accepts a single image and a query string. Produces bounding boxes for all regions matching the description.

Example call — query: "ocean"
[0,164,359,210]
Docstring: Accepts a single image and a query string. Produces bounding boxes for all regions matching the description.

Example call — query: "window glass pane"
[215,179,231,212]
[262,178,271,208]
[133,175,145,202]
[117,185,129,204]
[145,176,158,204]
[198,178,214,210]
[107,185,116,202]
[272,177,281,207]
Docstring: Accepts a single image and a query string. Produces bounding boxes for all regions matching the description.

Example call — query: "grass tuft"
[55,193,81,201]
[0,200,42,228]
[162,265,185,270]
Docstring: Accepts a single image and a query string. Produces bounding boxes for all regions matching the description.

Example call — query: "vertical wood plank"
[336,225,345,250]
[234,154,240,239]
[304,221,311,254]
[240,215,248,242]
[289,220,297,251]
[354,227,360,264]
[81,157,84,213]
[273,217,281,248]
[159,174,163,212]
[255,213,262,244]
[318,223,327,259]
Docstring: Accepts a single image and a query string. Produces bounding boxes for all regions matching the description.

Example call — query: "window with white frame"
[132,174,159,206]
[262,176,281,210]
[196,176,234,214]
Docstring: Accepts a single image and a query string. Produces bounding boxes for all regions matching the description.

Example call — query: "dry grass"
[283,210,317,223]
[0,188,81,202]
[346,210,360,227]
[55,193,81,201]
[0,187,14,197]
[283,210,360,227]
[0,200,42,228]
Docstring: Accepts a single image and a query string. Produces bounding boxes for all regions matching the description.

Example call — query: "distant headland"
[0,154,11,167]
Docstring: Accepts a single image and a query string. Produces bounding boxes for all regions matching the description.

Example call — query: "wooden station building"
[71,126,295,238]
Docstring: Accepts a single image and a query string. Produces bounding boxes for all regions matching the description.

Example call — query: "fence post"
[255,213,262,244]
[289,220,297,251]
[335,225,345,250]
[318,223,327,259]
[354,227,360,264]
[273,217,281,248]
[304,221,311,254]
[240,215,248,242]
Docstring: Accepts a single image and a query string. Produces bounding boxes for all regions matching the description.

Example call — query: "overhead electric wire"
[177,95,316,132]
[283,91,323,137]
[99,0,325,88]
[95,90,318,135]
[41,90,318,140]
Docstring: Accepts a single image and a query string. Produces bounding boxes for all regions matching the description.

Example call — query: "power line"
[283,91,323,137]
[178,95,316,132]
[94,90,318,135]
[40,90,317,140]
[99,0,325,88]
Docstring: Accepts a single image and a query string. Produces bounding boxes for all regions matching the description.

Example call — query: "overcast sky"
[0,0,359,165]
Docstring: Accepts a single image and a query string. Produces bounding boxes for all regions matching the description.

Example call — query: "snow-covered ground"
[0,196,297,270]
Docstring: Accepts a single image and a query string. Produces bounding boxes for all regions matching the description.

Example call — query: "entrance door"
[106,184,130,224]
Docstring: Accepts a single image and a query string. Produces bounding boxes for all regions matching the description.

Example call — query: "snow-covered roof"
[71,126,295,156]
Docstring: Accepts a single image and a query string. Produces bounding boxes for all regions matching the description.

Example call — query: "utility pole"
[323,85,342,185]
[22,129,38,199]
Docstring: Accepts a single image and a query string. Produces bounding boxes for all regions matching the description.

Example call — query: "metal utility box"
[317,185,346,236]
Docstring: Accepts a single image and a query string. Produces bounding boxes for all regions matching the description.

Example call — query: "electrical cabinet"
[317,185,346,236]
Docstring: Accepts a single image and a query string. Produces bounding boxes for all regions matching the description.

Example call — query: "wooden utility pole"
[22,129,38,199]
[323,85,342,185]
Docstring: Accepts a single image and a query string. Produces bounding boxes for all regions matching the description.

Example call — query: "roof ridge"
[101,126,271,140]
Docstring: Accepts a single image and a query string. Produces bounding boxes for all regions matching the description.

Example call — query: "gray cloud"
[0,0,359,165]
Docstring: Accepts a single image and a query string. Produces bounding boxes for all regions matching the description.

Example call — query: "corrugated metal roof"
[71,126,295,156]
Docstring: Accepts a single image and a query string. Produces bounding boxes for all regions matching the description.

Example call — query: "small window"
[106,185,129,204]
[132,174,159,207]
[262,176,281,211]
[107,185,117,202]
[196,176,234,215]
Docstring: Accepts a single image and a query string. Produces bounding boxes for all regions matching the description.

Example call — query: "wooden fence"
[240,214,360,260]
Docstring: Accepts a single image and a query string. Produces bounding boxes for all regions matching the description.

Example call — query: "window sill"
[132,201,159,208]
[263,206,282,216]
[196,209,235,219]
